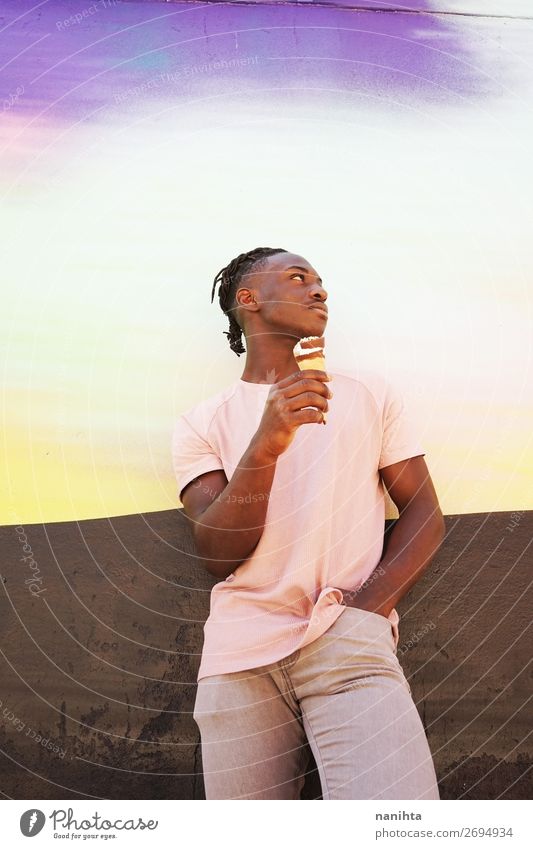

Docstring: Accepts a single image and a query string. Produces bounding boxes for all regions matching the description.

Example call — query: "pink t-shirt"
[171,366,425,681]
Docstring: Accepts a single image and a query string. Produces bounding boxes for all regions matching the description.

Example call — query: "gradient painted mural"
[1,0,532,803]
[1,0,531,524]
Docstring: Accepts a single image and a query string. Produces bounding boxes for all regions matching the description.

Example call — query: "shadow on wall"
[0,510,531,799]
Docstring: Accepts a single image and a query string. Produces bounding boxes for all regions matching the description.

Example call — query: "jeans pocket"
[341,604,397,654]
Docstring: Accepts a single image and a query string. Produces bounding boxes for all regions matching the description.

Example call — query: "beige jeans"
[193,604,440,800]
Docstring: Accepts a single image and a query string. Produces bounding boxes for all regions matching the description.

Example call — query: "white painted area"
[223,1,533,18]
[1,5,532,520]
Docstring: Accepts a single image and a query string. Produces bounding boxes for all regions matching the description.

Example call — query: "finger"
[291,408,326,426]
[283,378,332,400]
[287,392,329,413]
[277,369,331,389]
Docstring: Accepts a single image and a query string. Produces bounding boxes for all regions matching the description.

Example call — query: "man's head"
[211,247,328,356]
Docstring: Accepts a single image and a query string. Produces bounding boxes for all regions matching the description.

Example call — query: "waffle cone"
[297,353,326,372]
[295,341,327,423]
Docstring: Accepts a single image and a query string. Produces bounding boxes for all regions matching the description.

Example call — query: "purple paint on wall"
[0,0,499,129]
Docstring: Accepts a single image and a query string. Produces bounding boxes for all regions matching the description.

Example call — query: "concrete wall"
[0,510,531,799]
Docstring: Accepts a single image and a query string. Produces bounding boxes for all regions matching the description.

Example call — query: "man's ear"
[236,287,260,313]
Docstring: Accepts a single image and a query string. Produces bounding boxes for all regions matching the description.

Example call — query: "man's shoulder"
[176,380,240,433]
[330,365,390,409]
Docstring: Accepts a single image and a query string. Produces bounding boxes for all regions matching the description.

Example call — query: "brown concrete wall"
[0,510,531,799]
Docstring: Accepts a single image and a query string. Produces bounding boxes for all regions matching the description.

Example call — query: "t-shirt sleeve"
[171,414,224,502]
[378,378,426,470]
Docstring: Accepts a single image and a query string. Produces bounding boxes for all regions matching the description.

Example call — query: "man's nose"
[312,287,327,302]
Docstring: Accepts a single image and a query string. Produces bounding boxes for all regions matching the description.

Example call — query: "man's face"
[237,252,329,342]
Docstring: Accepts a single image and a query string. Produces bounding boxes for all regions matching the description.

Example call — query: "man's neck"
[240,353,300,385]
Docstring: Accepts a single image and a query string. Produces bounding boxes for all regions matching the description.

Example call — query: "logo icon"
[20,810,46,837]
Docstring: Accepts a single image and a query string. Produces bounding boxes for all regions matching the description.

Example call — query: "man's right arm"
[180,368,332,582]
[181,436,279,582]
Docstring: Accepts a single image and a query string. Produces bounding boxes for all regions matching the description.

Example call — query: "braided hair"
[211,247,288,356]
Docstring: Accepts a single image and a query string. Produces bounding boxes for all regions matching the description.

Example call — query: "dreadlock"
[210,247,288,356]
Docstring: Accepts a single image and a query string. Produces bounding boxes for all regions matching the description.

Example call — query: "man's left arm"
[339,455,446,617]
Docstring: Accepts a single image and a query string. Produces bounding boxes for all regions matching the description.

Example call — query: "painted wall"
[1,0,531,524]
[0,0,531,800]
[0,511,531,799]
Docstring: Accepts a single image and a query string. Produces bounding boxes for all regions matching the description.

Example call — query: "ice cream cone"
[295,336,327,423]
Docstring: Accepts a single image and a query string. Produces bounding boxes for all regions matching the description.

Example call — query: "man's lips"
[309,305,328,318]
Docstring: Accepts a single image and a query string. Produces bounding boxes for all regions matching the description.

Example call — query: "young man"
[172,246,445,800]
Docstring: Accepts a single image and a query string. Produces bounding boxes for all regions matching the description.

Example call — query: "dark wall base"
[0,510,531,799]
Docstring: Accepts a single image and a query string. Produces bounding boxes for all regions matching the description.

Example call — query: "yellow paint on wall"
[2,89,532,524]
[2,393,531,524]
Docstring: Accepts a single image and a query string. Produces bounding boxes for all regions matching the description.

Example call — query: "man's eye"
[291,273,305,281]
